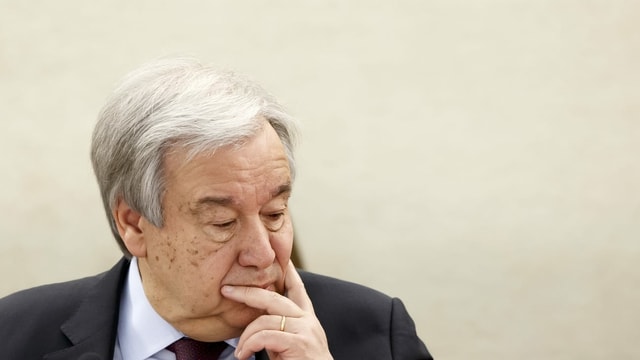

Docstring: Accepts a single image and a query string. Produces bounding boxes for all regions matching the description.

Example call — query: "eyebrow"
[271,183,292,198]
[191,182,292,212]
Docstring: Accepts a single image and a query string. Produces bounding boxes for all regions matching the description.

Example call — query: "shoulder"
[299,271,394,334]
[0,258,128,322]
[299,271,432,359]
[299,270,393,310]
[0,273,104,328]
[0,275,102,357]
[0,260,128,358]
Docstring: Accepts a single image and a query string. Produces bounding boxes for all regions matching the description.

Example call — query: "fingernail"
[221,285,234,294]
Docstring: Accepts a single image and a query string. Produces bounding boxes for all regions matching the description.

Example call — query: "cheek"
[272,225,294,265]
[147,225,209,276]
[196,246,233,276]
[145,229,179,268]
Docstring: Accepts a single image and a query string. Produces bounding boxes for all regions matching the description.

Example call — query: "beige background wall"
[1,1,638,359]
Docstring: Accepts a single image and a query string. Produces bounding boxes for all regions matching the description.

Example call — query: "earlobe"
[113,199,147,257]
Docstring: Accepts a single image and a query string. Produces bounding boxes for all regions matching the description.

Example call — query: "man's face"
[136,123,293,341]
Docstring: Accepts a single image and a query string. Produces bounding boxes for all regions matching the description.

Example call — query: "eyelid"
[264,199,288,212]
[213,219,236,228]
[267,212,284,219]
[262,207,286,216]
[261,210,286,231]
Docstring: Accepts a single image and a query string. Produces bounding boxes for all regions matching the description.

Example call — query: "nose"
[237,217,276,269]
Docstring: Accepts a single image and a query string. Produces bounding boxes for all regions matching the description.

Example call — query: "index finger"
[284,260,314,312]
[221,284,302,317]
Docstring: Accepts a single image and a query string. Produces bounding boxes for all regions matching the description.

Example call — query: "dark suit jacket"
[0,258,432,359]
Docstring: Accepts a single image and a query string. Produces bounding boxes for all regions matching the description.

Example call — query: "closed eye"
[214,220,236,229]
[263,212,286,231]
[267,213,284,220]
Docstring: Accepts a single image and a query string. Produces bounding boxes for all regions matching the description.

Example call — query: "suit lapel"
[44,258,130,360]
[42,258,268,360]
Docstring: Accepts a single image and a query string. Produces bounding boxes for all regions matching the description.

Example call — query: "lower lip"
[229,284,276,291]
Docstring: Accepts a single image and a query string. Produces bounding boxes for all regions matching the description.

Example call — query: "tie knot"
[167,337,227,360]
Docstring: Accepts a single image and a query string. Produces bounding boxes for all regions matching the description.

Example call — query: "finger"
[284,260,314,312]
[221,285,303,316]
[234,315,278,359]
[239,314,295,340]
[236,330,300,360]
[235,314,299,352]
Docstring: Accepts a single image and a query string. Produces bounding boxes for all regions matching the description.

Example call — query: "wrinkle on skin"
[132,122,294,341]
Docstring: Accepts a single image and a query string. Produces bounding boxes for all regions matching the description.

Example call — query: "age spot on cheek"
[168,238,178,264]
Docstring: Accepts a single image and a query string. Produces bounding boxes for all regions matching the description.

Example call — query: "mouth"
[251,283,277,292]
[226,282,277,292]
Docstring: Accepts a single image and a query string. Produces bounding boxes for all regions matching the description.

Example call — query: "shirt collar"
[118,258,245,360]
[118,257,184,360]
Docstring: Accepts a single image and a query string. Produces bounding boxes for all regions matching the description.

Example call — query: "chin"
[225,303,266,329]
[176,303,265,342]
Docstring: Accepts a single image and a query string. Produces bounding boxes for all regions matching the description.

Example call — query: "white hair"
[91,58,298,256]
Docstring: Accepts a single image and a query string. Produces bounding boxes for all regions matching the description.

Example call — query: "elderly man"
[0,58,432,359]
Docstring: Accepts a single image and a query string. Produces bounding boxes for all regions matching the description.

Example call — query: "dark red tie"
[167,337,227,360]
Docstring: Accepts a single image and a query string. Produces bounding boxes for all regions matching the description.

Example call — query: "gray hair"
[91,58,298,257]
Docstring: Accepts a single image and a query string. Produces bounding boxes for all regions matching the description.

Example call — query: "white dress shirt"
[113,257,254,360]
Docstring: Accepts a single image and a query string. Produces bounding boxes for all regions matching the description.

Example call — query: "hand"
[221,261,333,360]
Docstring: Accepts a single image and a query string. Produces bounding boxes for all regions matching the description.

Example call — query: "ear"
[112,198,147,257]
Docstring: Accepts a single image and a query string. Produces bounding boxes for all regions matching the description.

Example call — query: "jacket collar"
[42,257,269,360]
[44,258,130,360]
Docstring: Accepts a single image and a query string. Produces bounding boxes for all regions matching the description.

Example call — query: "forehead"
[161,124,292,204]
